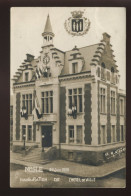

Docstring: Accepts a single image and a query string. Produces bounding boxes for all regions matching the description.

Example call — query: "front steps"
[10,147,51,165]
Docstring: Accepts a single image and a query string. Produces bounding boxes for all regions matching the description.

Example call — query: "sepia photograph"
[10,7,126,188]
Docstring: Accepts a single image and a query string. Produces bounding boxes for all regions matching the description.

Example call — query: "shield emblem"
[64,11,91,36]
[71,19,83,32]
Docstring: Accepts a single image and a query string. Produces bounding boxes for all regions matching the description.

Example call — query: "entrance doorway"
[41,126,52,147]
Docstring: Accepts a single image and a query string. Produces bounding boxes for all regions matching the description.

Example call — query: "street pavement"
[10,152,126,178]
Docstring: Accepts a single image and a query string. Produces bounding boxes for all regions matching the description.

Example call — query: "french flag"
[34,95,42,119]
[35,67,43,79]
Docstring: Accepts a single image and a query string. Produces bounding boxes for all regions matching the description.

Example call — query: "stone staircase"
[10,147,51,165]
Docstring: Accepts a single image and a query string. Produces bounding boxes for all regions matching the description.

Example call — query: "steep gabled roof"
[61,44,99,75]
[42,14,54,37]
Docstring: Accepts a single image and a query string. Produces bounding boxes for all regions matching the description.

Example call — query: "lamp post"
[42,135,45,152]
[23,134,26,150]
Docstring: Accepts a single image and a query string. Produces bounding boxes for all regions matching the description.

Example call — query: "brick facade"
[116,93,120,141]
[60,87,66,143]
[33,123,36,141]
[107,84,111,143]
[84,83,92,145]
[98,81,101,144]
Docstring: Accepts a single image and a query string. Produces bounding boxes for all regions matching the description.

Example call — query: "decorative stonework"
[84,83,92,145]
[59,73,91,82]
[14,82,35,89]
[60,87,66,143]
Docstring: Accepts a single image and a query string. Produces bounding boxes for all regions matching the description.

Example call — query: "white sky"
[11,7,126,90]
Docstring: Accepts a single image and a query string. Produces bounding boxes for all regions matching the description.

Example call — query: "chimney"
[26,54,35,62]
[103,32,111,43]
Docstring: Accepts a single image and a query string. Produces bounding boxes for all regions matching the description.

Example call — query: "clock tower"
[42,14,55,46]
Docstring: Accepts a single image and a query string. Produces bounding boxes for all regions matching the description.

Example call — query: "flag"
[35,67,42,79]
[35,66,49,79]
[32,108,36,121]
[20,107,28,120]
[34,95,42,119]
[43,66,48,77]
[38,67,42,77]
[39,67,43,75]
[35,68,40,79]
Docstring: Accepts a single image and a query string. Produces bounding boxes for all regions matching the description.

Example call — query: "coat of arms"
[64,10,91,36]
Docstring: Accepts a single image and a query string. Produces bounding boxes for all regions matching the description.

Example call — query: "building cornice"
[68,57,83,61]
[13,81,35,89]
[59,71,91,81]
[118,92,126,96]
[50,47,65,54]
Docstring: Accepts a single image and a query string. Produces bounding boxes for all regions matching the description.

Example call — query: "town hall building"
[11,15,126,165]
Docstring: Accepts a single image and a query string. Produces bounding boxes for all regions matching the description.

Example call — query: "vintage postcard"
[10,7,126,188]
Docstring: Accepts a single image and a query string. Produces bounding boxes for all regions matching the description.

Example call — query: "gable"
[60,44,99,75]
[99,42,117,72]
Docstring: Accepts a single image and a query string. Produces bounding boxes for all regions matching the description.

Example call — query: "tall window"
[120,99,124,115]
[78,88,82,112]
[46,92,48,113]
[69,126,74,143]
[120,125,124,141]
[28,125,32,141]
[111,125,116,142]
[22,94,32,114]
[50,91,53,113]
[68,90,72,109]
[76,126,82,144]
[107,71,110,81]
[100,125,106,144]
[111,91,115,114]
[72,62,78,74]
[22,125,26,140]
[111,67,115,84]
[101,62,106,80]
[68,88,82,112]
[25,72,29,82]
[100,88,106,113]
[41,91,53,113]
[68,125,83,144]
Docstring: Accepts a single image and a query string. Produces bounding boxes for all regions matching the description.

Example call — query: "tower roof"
[42,14,54,37]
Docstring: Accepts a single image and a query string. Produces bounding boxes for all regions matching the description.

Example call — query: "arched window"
[111,67,114,73]
[101,62,106,68]
[101,62,106,80]
[111,67,115,84]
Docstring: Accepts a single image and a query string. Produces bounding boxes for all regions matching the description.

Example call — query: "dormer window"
[111,67,114,73]
[101,62,105,68]
[111,67,116,84]
[101,62,106,80]
[72,62,78,74]
[25,72,29,82]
